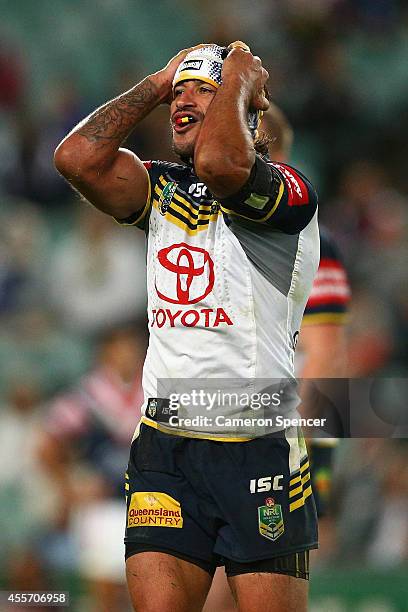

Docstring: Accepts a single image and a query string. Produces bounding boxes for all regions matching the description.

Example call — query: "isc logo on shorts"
[127,492,183,528]
[249,475,284,493]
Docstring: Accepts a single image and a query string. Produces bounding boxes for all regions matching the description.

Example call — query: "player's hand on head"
[155,44,211,104]
[222,42,269,112]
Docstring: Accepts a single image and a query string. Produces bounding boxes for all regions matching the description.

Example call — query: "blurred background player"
[39,327,144,612]
[262,102,351,516]
[203,102,351,612]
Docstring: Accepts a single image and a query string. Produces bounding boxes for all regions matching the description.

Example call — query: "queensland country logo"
[127,492,183,528]
[159,181,177,215]
[258,497,284,542]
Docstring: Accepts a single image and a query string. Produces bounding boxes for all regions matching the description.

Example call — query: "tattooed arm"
[54,47,203,218]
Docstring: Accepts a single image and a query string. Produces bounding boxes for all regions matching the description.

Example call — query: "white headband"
[172,45,225,89]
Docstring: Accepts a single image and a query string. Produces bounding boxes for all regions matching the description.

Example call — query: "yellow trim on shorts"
[141,416,254,442]
[289,485,313,512]
[300,460,310,474]
[289,472,311,498]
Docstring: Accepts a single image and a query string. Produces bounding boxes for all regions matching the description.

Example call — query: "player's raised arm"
[194,43,269,198]
[192,43,317,234]
[53,46,205,220]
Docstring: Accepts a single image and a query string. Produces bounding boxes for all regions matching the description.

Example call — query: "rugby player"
[55,42,320,612]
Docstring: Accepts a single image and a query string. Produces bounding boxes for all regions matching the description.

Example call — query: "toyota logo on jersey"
[156,243,215,305]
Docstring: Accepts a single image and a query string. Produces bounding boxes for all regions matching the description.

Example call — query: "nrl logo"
[147,399,157,418]
[258,498,285,542]
[159,181,177,215]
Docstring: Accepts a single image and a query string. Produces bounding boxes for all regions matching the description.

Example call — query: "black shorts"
[125,424,318,578]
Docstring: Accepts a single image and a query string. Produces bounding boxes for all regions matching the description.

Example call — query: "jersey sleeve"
[114,160,157,231]
[303,228,351,325]
[218,156,318,234]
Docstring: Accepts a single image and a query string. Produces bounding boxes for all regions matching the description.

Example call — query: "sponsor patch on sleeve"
[127,492,183,528]
[244,192,270,210]
[272,163,309,206]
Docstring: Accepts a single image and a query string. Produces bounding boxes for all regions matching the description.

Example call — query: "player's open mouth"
[173,114,198,133]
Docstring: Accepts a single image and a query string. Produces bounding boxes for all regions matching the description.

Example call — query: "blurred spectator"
[0,198,50,314]
[346,288,394,376]
[321,160,408,375]
[331,439,387,564]
[0,309,90,397]
[366,442,408,567]
[3,110,78,207]
[0,378,57,597]
[332,440,408,568]
[2,75,91,207]
[38,327,145,612]
[48,204,147,336]
[324,160,408,289]
[0,39,25,109]
[296,36,358,189]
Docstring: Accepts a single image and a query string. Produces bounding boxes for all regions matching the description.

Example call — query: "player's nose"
[175,88,197,108]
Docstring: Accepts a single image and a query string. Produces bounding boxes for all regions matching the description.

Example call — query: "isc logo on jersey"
[188,182,208,198]
[152,243,233,328]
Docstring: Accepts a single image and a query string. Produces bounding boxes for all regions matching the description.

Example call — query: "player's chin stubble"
[171,137,196,160]
[170,125,196,160]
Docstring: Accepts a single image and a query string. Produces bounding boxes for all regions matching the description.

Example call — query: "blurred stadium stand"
[0,1,407,610]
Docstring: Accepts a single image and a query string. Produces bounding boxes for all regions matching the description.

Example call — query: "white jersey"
[118,157,319,440]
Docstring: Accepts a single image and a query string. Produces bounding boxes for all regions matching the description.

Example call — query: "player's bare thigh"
[228,572,308,612]
[126,551,212,612]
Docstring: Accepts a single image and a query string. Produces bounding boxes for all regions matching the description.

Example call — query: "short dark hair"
[253,85,272,156]
[254,131,272,156]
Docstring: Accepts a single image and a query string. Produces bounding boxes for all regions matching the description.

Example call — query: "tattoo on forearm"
[77,77,159,145]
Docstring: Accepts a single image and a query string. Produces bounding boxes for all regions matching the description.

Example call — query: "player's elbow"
[54,139,82,181]
[54,137,98,184]
[54,141,73,176]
